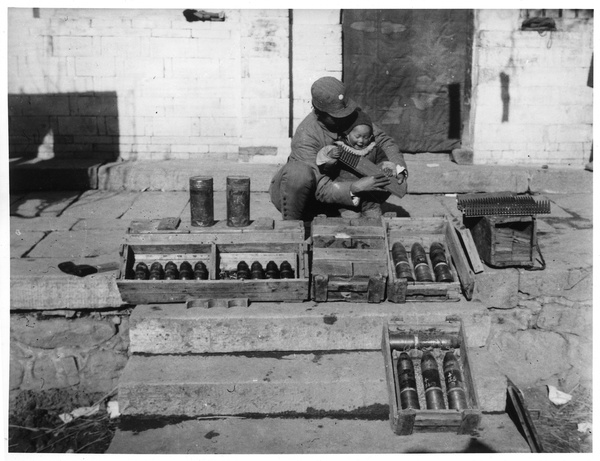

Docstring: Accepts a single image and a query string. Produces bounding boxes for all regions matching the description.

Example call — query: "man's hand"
[350,174,391,194]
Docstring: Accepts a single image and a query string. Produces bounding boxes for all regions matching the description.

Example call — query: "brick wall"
[468,10,593,167]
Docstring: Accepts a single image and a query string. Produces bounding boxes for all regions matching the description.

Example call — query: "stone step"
[118,348,507,417]
[107,414,531,454]
[129,301,492,354]
[118,352,387,417]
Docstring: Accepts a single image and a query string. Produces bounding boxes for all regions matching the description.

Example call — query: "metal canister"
[430,242,454,282]
[411,243,434,282]
[443,351,469,410]
[226,176,250,227]
[391,242,414,281]
[421,352,446,410]
[396,352,420,410]
[189,176,215,227]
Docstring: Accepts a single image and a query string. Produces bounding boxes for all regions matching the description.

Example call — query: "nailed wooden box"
[464,215,537,268]
[116,218,310,304]
[382,319,481,435]
[384,217,475,303]
[311,217,388,303]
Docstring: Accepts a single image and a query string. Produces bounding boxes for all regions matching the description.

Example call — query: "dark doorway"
[342,9,473,153]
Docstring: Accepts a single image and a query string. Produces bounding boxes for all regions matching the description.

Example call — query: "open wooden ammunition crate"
[384,216,475,302]
[311,216,388,303]
[117,218,310,304]
[382,319,481,435]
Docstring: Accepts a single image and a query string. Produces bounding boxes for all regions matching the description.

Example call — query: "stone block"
[100,36,142,57]
[118,352,387,416]
[293,10,341,25]
[471,269,520,309]
[11,316,116,349]
[466,348,507,411]
[57,115,98,136]
[75,57,116,77]
[52,36,94,57]
[118,191,189,221]
[10,231,46,259]
[25,228,123,259]
[518,267,592,302]
[536,301,592,338]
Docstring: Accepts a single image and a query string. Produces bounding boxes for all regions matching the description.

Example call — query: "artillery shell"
[149,262,164,280]
[164,261,179,280]
[189,176,214,227]
[279,260,294,279]
[250,261,265,279]
[236,261,250,280]
[193,261,209,280]
[430,242,454,283]
[265,260,280,279]
[443,352,469,410]
[179,261,193,280]
[421,352,446,409]
[389,332,461,350]
[134,262,149,280]
[411,243,434,282]
[396,352,420,410]
[391,242,415,281]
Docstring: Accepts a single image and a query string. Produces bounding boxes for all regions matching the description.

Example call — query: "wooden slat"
[312,260,353,277]
[352,261,388,277]
[327,276,370,292]
[312,225,385,239]
[367,275,386,303]
[312,248,385,262]
[326,291,369,302]
[450,217,484,273]
[444,217,475,301]
[313,275,329,302]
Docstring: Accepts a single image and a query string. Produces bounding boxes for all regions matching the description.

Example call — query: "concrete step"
[118,348,507,417]
[129,301,492,354]
[107,414,531,454]
[118,352,387,417]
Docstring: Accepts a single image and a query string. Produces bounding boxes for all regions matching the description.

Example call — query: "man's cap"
[343,108,372,135]
[311,76,358,118]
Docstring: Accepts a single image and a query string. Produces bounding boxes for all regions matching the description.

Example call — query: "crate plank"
[312,248,384,262]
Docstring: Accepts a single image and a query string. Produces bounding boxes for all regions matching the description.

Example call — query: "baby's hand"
[328,146,341,160]
[380,161,396,178]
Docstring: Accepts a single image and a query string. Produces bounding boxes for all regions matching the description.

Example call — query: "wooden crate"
[385,217,475,303]
[116,218,310,304]
[382,319,481,435]
[311,217,388,303]
[464,215,537,268]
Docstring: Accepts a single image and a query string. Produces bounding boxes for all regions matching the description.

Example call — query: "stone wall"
[9,309,131,396]
[469,9,593,167]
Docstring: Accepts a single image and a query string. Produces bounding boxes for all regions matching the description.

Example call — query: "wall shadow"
[8,92,120,191]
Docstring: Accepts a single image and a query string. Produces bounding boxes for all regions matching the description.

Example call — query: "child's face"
[346,125,373,149]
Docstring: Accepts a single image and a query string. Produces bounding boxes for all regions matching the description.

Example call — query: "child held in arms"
[315,108,407,218]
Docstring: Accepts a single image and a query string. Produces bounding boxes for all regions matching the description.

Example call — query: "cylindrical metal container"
[430,242,454,282]
[179,261,193,280]
[265,261,280,279]
[279,260,294,279]
[411,243,434,282]
[443,351,469,410]
[226,176,250,227]
[189,176,215,227]
[389,332,461,350]
[134,262,149,280]
[421,352,446,410]
[164,261,179,280]
[396,352,420,409]
[193,261,209,280]
[149,262,164,280]
[250,261,265,279]
[391,242,414,281]
[236,261,250,279]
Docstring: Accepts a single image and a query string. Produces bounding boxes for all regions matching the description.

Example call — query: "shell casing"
[391,242,415,281]
[411,243,434,282]
[164,261,179,280]
[250,261,266,279]
[396,352,420,410]
[193,261,209,280]
[430,242,454,283]
[179,261,193,280]
[189,176,215,227]
[389,332,461,350]
[236,261,250,280]
[265,260,280,279]
[226,176,251,227]
[149,262,164,280]
[443,352,469,410]
[134,262,149,280]
[279,260,295,279]
[421,352,446,410]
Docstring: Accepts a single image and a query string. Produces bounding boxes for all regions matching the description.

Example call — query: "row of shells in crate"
[130,260,296,280]
[390,241,455,283]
